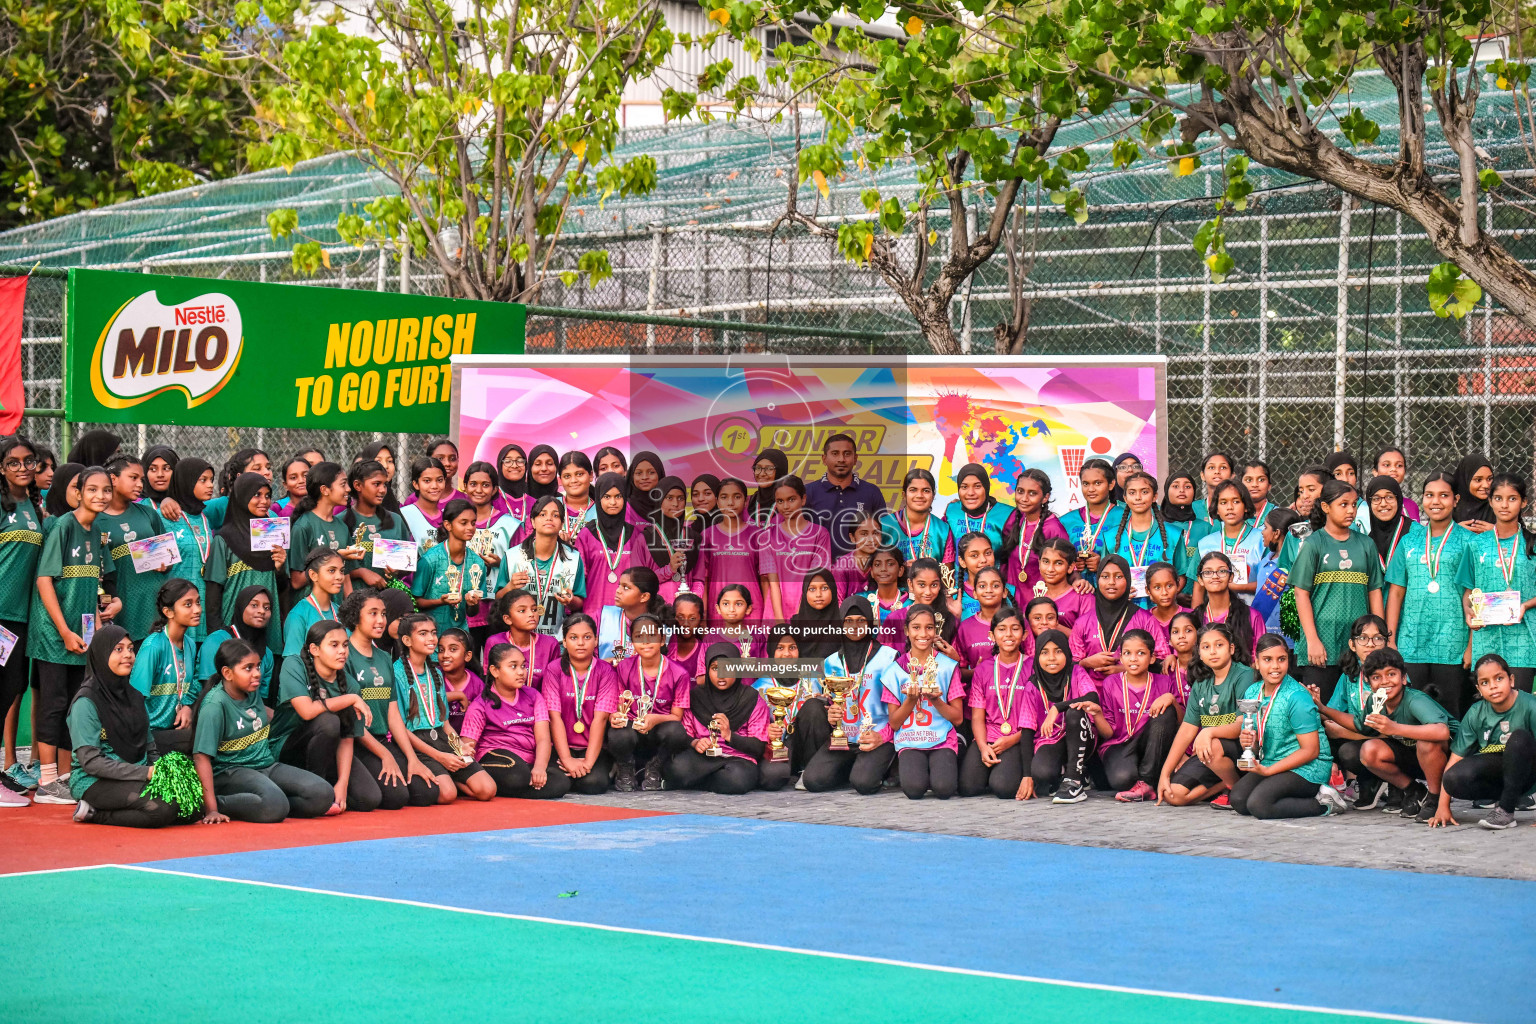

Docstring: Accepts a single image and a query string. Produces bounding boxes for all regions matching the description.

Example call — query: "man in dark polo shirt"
[805,432,887,557]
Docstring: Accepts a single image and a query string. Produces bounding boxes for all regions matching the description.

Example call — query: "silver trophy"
[1236,697,1262,770]
[1370,686,1390,717]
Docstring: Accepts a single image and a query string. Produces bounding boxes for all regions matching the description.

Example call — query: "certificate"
[1129,564,1148,599]
[1481,589,1524,626]
[373,537,418,573]
[250,517,290,552]
[0,623,15,666]
[128,533,183,573]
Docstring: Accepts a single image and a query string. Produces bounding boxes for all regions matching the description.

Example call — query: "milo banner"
[452,355,1166,509]
[65,268,525,431]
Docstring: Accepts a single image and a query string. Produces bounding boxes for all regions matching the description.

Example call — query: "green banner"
[64,268,525,432]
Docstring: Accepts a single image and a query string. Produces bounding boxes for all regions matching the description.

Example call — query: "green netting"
[5,71,1536,486]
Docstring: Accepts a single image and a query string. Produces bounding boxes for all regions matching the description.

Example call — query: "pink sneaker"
[1329,765,1345,789]
[1210,792,1232,809]
[1115,780,1154,803]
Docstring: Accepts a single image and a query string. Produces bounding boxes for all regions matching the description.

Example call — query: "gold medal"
[573,720,585,734]
[1000,722,1013,734]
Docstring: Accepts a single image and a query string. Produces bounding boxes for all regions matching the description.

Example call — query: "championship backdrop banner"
[65,268,525,431]
[452,356,1166,509]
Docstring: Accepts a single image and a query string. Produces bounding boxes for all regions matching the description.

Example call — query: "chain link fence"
[9,136,1536,494]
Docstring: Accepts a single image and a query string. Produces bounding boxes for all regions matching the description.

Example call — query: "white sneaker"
[73,799,94,822]
[1316,784,1349,815]
[33,779,77,805]
[0,786,28,807]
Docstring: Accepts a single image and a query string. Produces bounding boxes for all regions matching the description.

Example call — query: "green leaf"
[1427,263,1482,318]
[1479,168,1502,191]
[267,208,300,240]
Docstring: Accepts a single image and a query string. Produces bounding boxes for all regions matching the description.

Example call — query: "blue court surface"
[144,813,1530,1023]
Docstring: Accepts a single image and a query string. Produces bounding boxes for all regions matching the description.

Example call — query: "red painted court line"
[0,801,666,875]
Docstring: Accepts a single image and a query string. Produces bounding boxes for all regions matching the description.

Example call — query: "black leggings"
[1030,709,1095,791]
[1300,665,1344,705]
[1443,729,1536,814]
[1230,769,1324,819]
[605,720,689,766]
[788,698,832,772]
[277,711,381,812]
[0,619,28,716]
[555,749,613,794]
[80,777,187,828]
[480,749,572,799]
[212,763,335,823]
[959,741,1025,798]
[151,727,192,757]
[663,749,759,793]
[897,747,958,799]
[34,661,85,747]
[1515,668,1536,694]
[1404,662,1473,718]
[800,742,896,794]
[355,738,440,808]
[1100,709,1180,790]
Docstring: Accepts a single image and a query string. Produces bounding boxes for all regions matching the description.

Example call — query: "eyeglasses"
[502,457,525,467]
[1198,568,1233,580]
[1369,495,1398,507]
[3,457,38,470]
[1354,634,1387,647]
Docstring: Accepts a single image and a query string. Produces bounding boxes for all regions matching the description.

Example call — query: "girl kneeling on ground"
[665,643,771,793]
[1231,633,1346,819]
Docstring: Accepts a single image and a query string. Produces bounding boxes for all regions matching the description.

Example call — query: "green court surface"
[2,866,1429,1024]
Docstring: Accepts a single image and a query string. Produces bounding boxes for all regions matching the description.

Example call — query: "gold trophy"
[611,690,633,729]
[762,686,798,763]
[634,691,655,731]
[1033,579,1049,598]
[1236,697,1262,770]
[706,719,724,757]
[940,562,956,593]
[1469,588,1487,629]
[822,674,857,749]
[445,565,463,601]
[737,637,751,657]
[908,658,940,699]
[444,722,474,760]
[467,563,484,603]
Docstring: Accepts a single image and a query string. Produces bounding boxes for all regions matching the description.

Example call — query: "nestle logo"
[174,304,226,326]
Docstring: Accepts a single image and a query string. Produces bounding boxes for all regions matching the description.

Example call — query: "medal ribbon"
[1496,533,1518,588]
[1378,518,1407,572]
[1425,523,1454,582]
[170,639,186,701]
[189,513,211,563]
[408,659,439,727]
[570,663,594,726]
[1256,685,1278,750]
[1222,522,1254,556]
[902,509,932,560]
[597,526,627,578]
[1097,608,1131,656]
[1129,526,1155,568]
[1121,673,1151,736]
[994,657,1022,727]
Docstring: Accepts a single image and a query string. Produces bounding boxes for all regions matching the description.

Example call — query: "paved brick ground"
[566,789,1536,880]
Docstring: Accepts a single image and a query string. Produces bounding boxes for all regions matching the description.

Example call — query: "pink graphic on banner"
[458,362,1160,509]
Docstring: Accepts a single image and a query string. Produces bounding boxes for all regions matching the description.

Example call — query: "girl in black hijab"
[790,568,842,661]
[663,641,772,793]
[141,445,179,505]
[525,444,560,501]
[68,625,185,826]
[67,429,121,468]
[1451,453,1495,529]
[689,473,721,530]
[747,448,789,525]
[1324,450,1359,487]
[44,462,84,519]
[643,476,700,588]
[1023,627,1097,803]
[1161,471,1198,524]
[1363,475,1409,571]
[588,472,630,552]
[169,457,213,518]
[205,473,285,646]
[626,451,666,521]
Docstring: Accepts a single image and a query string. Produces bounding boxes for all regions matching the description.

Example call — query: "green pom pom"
[385,576,417,608]
[141,751,205,817]
[1279,587,1301,642]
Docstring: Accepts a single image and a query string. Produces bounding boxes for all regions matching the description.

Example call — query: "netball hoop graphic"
[1058,446,1087,510]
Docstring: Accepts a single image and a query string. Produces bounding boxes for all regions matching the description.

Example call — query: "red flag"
[0,276,25,435]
